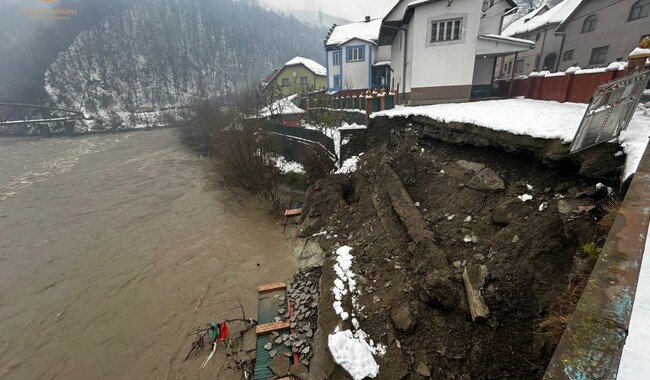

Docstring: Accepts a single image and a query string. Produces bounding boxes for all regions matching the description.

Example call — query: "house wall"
[327,49,342,90]
[499,25,563,77]
[479,1,508,35]
[273,65,326,96]
[390,29,406,96]
[472,57,495,85]
[407,1,482,104]
[376,45,391,62]
[339,41,373,90]
[558,0,650,71]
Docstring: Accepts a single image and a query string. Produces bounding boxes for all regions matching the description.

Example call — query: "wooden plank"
[463,265,489,321]
[256,321,290,335]
[258,282,286,293]
[284,208,303,217]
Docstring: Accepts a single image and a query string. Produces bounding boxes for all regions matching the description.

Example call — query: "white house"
[378,0,535,105]
[324,17,392,92]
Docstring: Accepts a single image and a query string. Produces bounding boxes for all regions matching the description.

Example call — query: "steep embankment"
[300,125,618,379]
[44,0,325,130]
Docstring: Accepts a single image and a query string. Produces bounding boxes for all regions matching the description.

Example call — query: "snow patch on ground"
[328,245,385,379]
[336,156,359,174]
[270,155,305,174]
[328,330,379,380]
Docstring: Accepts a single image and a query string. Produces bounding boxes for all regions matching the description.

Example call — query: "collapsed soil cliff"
[300,124,618,379]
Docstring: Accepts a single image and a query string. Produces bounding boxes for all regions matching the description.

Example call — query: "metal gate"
[570,70,650,154]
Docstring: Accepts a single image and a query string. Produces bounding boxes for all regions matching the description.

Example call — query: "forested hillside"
[44,0,325,126]
[0,0,132,104]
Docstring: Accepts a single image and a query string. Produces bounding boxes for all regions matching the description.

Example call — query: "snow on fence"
[509,63,646,104]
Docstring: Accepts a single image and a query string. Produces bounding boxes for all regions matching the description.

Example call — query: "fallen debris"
[463,265,490,321]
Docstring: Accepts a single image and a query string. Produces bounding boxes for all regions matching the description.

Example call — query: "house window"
[300,76,308,86]
[515,59,524,74]
[333,75,341,88]
[589,46,609,65]
[281,78,289,87]
[333,52,341,65]
[346,46,364,62]
[430,18,462,42]
[543,53,557,70]
[582,15,597,33]
[629,0,650,20]
[563,50,574,61]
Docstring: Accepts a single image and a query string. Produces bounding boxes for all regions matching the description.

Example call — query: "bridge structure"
[0,103,84,136]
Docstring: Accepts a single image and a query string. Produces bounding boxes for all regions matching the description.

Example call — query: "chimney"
[365,16,371,22]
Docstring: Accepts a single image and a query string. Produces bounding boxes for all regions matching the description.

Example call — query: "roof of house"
[554,0,600,33]
[502,0,583,37]
[284,57,327,76]
[264,56,326,87]
[325,18,383,47]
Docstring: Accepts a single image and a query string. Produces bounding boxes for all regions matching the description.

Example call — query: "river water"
[0,129,297,379]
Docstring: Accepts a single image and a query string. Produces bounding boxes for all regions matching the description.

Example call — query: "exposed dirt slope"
[303,127,615,380]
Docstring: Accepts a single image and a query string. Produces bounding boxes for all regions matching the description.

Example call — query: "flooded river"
[0,129,297,379]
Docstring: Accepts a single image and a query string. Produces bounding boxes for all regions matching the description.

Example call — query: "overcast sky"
[257,0,397,22]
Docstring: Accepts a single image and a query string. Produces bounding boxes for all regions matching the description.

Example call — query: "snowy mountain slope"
[44,0,325,128]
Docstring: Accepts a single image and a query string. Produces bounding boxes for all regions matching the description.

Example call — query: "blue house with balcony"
[324,17,392,92]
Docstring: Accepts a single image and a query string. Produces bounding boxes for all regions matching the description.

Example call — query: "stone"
[415,362,431,377]
[268,355,290,376]
[456,160,485,172]
[466,168,505,192]
[278,307,285,314]
[282,334,289,341]
[420,271,461,310]
[558,198,594,214]
[492,198,524,226]
[306,329,313,338]
[274,336,283,344]
[289,363,310,379]
[264,342,272,350]
[453,260,462,269]
[391,304,416,334]
[269,349,277,358]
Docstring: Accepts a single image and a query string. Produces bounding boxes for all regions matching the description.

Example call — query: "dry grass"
[535,269,591,346]
[598,196,622,235]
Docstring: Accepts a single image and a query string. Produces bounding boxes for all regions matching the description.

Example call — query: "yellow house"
[265,57,327,96]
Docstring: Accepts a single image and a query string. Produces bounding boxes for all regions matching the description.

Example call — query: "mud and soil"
[304,126,614,380]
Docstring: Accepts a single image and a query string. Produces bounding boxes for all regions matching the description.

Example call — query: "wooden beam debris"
[463,265,490,321]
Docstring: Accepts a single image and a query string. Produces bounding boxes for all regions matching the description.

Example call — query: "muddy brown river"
[0,129,297,379]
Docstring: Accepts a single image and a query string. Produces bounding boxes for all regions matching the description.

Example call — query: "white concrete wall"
[390,29,405,93]
[375,45,391,62]
[326,49,342,90]
[479,1,508,35]
[472,57,495,85]
[339,41,372,89]
[409,1,480,89]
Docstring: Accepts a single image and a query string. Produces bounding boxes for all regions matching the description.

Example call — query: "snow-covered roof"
[284,56,326,76]
[502,0,583,37]
[325,18,382,47]
[259,94,305,117]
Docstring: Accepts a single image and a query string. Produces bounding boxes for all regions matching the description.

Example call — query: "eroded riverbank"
[0,129,296,379]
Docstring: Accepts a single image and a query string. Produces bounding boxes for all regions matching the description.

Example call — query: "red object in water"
[218,322,229,341]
